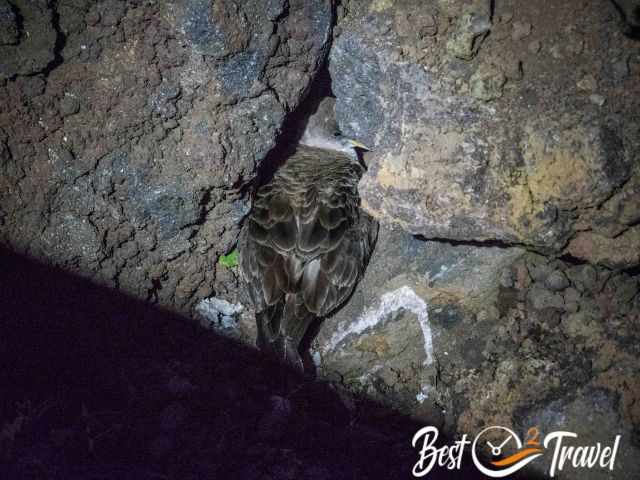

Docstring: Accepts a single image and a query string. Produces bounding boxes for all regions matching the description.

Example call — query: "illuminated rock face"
[317,223,640,480]
[330,0,639,264]
[0,0,332,311]
[317,3,640,478]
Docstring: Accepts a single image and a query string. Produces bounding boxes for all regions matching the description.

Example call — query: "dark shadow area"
[0,248,538,479]
[244,66,335,197]
[7,1,24,45]
[610,0,640,38]
[43,0,67,77]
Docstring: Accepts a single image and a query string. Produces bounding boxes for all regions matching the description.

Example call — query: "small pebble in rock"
[527,262,553,283]
[563,287,581,313]
[469,67,506,101]
[527,286,565,311]
[164,119,179,130]
[152,124,167,140]
[589,94,606,106]
[59,95,80,117]
[499,267,515,288]
[566,265,598,292]
[446,10,492,60]
[544,270,570,291]
[577,74,597,92]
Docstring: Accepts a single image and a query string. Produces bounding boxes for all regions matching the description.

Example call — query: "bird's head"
[300,129,370,162]
[333,133,370,158]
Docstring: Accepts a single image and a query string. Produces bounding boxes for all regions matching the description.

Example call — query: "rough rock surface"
[331,0,640,262]
[0,0,332,312]
[317,226,640,479]
[229,221,640,477]
[0,0,57,77]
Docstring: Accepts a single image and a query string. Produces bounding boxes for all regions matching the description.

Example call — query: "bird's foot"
[280,336,304,373]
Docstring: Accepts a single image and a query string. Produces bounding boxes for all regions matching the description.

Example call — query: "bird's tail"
[257,294,316,371]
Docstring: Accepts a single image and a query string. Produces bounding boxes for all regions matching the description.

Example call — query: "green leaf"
[218,249,239,268]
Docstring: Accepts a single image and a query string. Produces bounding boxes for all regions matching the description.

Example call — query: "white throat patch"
[299,130,354,156]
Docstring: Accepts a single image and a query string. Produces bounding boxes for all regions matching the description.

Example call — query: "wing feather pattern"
[238,145,378,365]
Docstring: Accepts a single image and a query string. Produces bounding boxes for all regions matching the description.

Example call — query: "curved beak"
[347,139,370,151]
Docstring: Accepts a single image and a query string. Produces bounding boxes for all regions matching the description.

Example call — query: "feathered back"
[239,144,377,319]
[237,95,378,369]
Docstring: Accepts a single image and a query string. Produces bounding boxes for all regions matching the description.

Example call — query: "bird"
[237,116,378,372]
